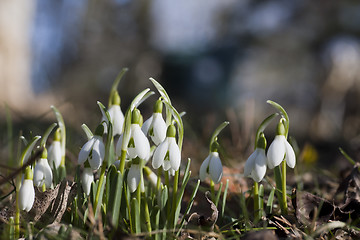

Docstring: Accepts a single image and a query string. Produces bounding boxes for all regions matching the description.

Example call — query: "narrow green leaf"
[135,91,155,109]
[266,187,275,214]
[176,179,200,236]
[40,123,57,147]
[94,175,106,219]
[214,182,223,207]
[209,121,229,150]
[81,124,93,140]
[159,186,168,210]
[221,179,229,218]
[182,159,191,186]
[97,101,111,123]
[131,198,141,233]
[108,68,128,107]
[255,113,278,148]
[108,168,124,227]
[259,184,264,218]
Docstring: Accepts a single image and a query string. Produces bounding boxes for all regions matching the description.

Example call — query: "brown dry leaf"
[0,180,77,227]
[242,230,278,240]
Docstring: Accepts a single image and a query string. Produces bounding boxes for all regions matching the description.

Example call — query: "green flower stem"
[94,164,106,215]
[170,169,179,229]
[165,171,170,225]
[210,179,215,202]
[281,160,288,214]
[253,181,260,222]
[118,149,127,174]
[156,168,162,191]
[274,165,286,214]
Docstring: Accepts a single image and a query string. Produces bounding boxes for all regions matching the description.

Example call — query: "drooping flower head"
[142,99,167,145]
[116,109,150,160]
[244,133,267,182]
[127,157,144,193]
[19,166,35,212]
[199,141,223,184]
[152,124,181,171]
[33,148,53,188]
[81,165,94,196]
[103,91,124,136]
[267,119,296,169]
[48,128,62,169]
[78,124,105,170]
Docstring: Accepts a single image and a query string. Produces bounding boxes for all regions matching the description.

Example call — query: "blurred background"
[1,0,360,173]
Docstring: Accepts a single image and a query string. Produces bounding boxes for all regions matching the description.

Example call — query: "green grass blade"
[266,187,275,214]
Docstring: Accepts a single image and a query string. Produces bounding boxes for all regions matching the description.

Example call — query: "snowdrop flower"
[48,128,62,169]
[102,91,124,136]
[127,158,142,193]
[199,142,223,184]
[152,124,181,171]
[244,133,267,182]
[33,148,53,188]
[142,100,167,145]
[267,120,296,169]
[78,124,105,170]
[19,167,35,212]
[81,167,94,196]
[116,109,150,160]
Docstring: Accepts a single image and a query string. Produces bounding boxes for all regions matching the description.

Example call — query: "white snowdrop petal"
[244,150,258,177]
[115,134,124,157]
[43,161,53,188]
[81,168,94,196]
[78,138,95,165]
[162,158,172,171]
[48,141,61,169]
[19,179,35,212]
[267,135,286,169]
[141,116,153,135]
[89,138,103,170]
[168,138,181,171]
[132,124,150,159]
[127,164,141,193]
[209,153,223,184]
[152,141,168,169]
[151,113,167,145]
[199,155,210,181]
[110,105,124,135]
[285,140,296,168]
[252,149,267,182]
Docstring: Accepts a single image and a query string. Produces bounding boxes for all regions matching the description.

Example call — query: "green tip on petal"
[24,166,33,180]
[210,140,219,152]
[276,119,286,136]
[112,91,121,106]
[95,124,104,136]
[166,124,176,138]
[153,99,163,113]
[41,148,48,159]
[54,128,61,141]
[84,160,91,168]
[131,109,141,124]
[256,132,267,149]
[132,157,141,165]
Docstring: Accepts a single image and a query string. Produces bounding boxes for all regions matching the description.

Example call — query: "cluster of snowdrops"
[13,70,296,238]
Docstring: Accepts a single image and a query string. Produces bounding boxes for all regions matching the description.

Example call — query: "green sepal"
[256,133,267,150]
[131,109,141,124]
[276,119,286,136]
[24,166,33,180]
[166,124,176,138]
[267,100,289,137]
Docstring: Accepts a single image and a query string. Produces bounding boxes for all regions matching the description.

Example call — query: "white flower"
[267,135,296,169]
[19,167,35,212]
[141,116,152,136]
[244,148,267,182]
[116,124,150,160]
[152,125,181,171]
[48,140,61,169]
[127,163,141,193]
[33,157,53,188]
[103,104,124,136]
[78,135,105,170]
[199,151,223,184]
[81,168,94,196]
